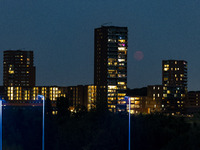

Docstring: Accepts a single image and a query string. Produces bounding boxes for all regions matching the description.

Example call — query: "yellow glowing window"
[135,101,140,105]
[111,105,116,108]
[118,39,125,43]
[167,90,170,94]
[118,93,126,96]
[118,59,125,62]
[181,94,185,97]
[164,77,168,81]
[164,68,169,71]
[118,82,125,85]
[118,47,126,51]
[163,94,167,97]
[130,97,140,100]
[108,85,117,89]
[164,64,169,67]
[8,70,14,74]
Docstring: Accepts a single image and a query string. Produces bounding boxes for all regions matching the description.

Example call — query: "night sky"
[0,0,200,91]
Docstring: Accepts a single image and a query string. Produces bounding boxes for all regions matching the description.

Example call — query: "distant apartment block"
[146,85,163,113]
[186,91,200,114]
[66,85,96,112]
[94,26,128,112]
[3,50,35,87]
[162,60,187,114]
[5,86,66,101]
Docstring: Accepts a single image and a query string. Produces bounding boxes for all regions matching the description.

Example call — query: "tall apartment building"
[162,60,187,114]
[94,26,128,112]
[3,50,36,87]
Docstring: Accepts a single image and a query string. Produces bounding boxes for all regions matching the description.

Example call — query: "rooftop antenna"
[101,22,112,27]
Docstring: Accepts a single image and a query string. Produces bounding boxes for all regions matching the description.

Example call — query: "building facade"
[94,26,128,112]
[146,85,163,113]
[66,85,96,112]
[5,86,66,101]
[162,60,187,114]
[185,91,200,114]
[3,50,36,87]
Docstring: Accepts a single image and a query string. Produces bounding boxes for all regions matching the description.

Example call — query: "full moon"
[134,51,144,61]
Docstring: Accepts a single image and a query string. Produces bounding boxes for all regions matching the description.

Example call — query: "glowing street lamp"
[125,96,131,150]
[0,98,4,150]
[0,98,5,150]
[37,95,45,150]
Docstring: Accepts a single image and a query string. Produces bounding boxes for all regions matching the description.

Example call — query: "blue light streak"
[37,95,45,150]
[128,97,131,150]
[0,100,2,150]
[125,96,131,150]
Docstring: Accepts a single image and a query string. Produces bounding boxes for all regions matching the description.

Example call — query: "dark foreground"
[3,107,200,150]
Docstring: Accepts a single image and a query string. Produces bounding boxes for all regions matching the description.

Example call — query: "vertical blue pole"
[129,97,131,150]
[0,100,2,150]
[42,96,45,150]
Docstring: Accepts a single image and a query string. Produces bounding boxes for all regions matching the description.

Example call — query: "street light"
[125,96,131,150]
[0,98,4,150]
[37,95,45,150]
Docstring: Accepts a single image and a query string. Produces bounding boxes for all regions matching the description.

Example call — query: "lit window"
[164,77,168,81]
[181,94,185,97]
[108,85,117,90]
[118,39,125,43]
[118,47,126,51]
[118,82,125,85]
[118,59,125,62]
[164,64,169,67]
[164,68,169,71]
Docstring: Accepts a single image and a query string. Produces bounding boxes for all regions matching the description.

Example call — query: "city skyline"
[1,1,200,91]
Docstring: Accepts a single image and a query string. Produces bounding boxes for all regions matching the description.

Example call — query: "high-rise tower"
[3,50,36,87]
[94,26,128,112]
[162,60,187,114]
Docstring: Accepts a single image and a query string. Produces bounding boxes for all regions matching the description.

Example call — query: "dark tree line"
[2,97,200,150]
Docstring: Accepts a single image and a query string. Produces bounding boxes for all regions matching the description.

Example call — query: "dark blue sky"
[0,0,200,91]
